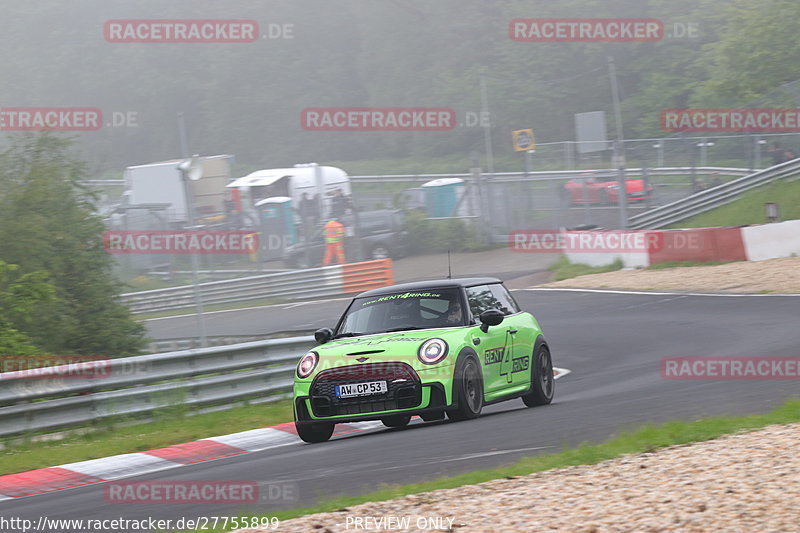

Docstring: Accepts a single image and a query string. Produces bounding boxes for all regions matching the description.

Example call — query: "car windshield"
[336,288,465,337]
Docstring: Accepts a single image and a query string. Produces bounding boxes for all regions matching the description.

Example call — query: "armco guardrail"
[349,166,750,184]
[121,258,392,314]
[83,166,751,187]
[0,337,315,438]
[629,159,800,229]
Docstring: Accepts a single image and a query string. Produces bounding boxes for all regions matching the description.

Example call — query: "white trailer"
[123,155,233,223]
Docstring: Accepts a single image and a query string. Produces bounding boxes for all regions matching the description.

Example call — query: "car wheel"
[522,344,554,407]
[294,421,335,443]
[599,189,611,205]
[446,356,483,421]
[381,414,411,428]
[370,245,390,260]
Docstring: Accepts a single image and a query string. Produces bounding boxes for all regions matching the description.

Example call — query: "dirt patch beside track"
[539,257,800,293]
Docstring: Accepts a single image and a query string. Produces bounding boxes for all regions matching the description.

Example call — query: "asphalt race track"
[3,289,799,527]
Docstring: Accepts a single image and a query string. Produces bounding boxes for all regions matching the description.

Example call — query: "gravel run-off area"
[541,257,800,293]
[241,423,800,532]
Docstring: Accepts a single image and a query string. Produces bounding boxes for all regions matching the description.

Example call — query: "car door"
[465,284,514,396]
[487,283,534,393]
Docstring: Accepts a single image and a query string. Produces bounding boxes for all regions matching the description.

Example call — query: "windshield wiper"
[384,326,425,333]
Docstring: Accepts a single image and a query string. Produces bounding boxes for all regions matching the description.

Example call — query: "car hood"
[306,329,462,376]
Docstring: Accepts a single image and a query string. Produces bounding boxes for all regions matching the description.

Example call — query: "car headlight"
[608,184,620,190]
[418,338,448,365]
[297,351,319,378]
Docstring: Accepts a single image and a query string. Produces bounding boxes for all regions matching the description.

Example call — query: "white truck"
[225,163,350,217]
[123,155,234,224]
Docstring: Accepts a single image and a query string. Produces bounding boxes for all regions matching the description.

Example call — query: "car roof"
[356,277,502,297]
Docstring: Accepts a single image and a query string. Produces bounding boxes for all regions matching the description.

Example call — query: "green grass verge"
[548,255,624,281]
[0,399,294,476]
[645,260,734,270]
[189,398,800,532]
[673,178,800,228]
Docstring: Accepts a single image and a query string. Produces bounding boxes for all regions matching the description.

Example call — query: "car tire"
[522,343,554,407]
[370,245,390,260]
[446,356,484,421]
[295,421,335,443]
[381,414,412,428]
[599,189,611,205]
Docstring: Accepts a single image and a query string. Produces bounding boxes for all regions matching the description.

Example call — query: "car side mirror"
[478,309,504,333]
[314,327,334,344]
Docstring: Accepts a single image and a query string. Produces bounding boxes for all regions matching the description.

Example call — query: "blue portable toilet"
[421,178,465,217]
[255,196,298,260]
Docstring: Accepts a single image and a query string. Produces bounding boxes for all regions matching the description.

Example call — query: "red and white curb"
[0,421,382,500]
[0,368,570,501]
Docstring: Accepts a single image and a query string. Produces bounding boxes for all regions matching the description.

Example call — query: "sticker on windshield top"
[363,292,443,306]
[334,335,428,346]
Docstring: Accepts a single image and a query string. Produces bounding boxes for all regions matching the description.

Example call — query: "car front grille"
[310,362,422,417]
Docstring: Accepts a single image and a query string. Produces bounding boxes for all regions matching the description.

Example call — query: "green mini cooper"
[293,277,554,442]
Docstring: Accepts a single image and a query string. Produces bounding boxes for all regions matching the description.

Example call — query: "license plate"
[336,381,387,398]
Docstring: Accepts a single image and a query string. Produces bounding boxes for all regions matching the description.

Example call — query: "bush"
[405,211,483,254]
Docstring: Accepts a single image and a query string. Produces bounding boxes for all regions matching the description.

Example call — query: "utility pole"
[177,112,207,347]
[480,69,496,241]
[608,57,628,229]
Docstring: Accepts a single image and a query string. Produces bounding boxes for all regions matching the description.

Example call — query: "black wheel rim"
[464,361,481,413]
[540,349,554,399]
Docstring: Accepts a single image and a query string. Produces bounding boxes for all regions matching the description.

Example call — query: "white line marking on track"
[553,367,571,379]
[368,446,554,472]
[618,295,689,310]
[521,288,800,297]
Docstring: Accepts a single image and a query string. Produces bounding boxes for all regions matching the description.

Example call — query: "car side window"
[489,283,520,315]
[419,297,449,319]
[465,285,503,322]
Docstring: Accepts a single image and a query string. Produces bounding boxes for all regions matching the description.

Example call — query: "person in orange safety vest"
[323,219,346,265]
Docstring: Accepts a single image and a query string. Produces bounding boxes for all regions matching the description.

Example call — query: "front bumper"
[294,362,453,423]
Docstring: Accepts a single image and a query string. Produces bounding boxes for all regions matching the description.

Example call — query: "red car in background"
[560,173,654,205]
